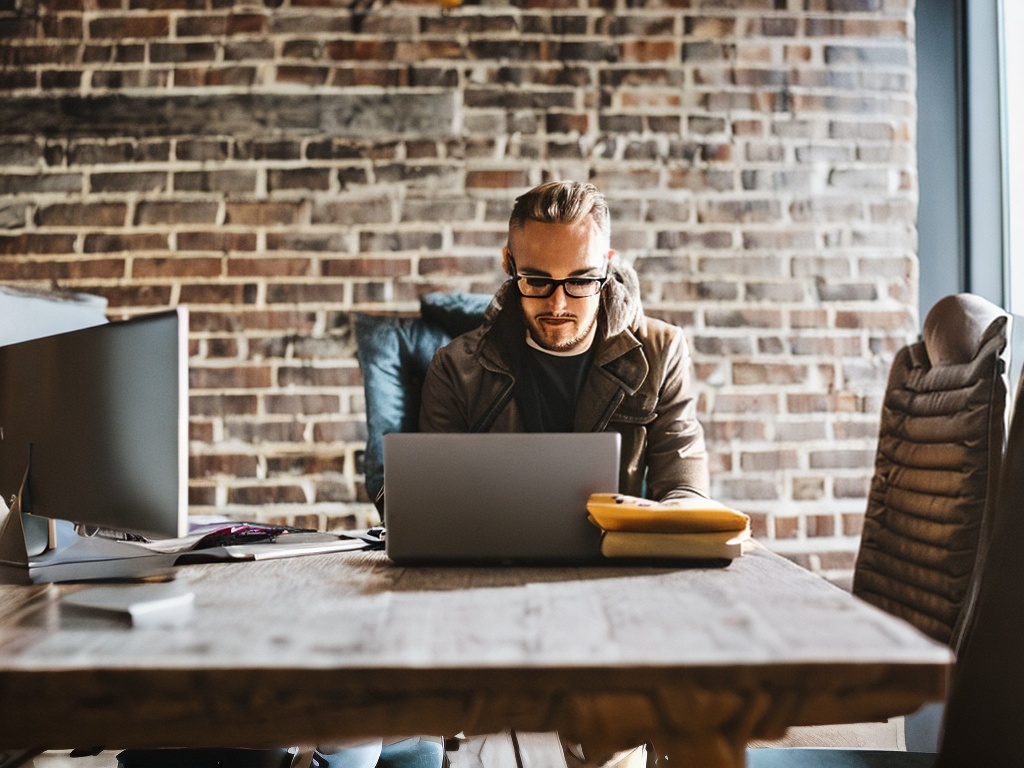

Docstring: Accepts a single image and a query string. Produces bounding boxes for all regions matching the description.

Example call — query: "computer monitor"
[0,306,189,543]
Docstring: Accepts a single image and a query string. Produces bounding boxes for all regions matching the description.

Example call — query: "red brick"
[325,40,397,61]
[88,16,170,39]
[313,421,369,443]
[267,168,331,192]
[733,363,810,386]
[224,202,306,227]
[133,256,222,278]
[224,421,306,443]
[188,485,217,506]
[135,201,219,226]
[0,257,126,280]
[277,366,359,388]
[266,454,346,475]
[190,454,260,478]
[190,309,318,333]
[315,480,355,504]
[265,394,340,415]
[620,40,676,62]
[201,337,241,358]
[835,476,872,499]
[150,41,216,63]
[179,283,257,305]
[189,394,258,416]
[174,170,258,194]
[0,234,75,255]
[466,170,531,190]
[266,283,344,304]
[178,231,257,252]
[774,516,800,539]
[740,450,800,472]
[322,257,412,278]
[36,203,127,227]
[176,15,228,37]
[226,13,267,35]
[89,171,167,193]
[806,514,837,537]
[190,365,273,391]
[228,485,308,505]
[228,257,314,277]
[311,199,392,226]
[85,232,168,252]
[792,477,825,501]
[189,420,215,442]
[277,66,330,86]
[809,449,876,470]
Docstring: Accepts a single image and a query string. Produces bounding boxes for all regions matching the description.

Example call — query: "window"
[1004,0,1024,313]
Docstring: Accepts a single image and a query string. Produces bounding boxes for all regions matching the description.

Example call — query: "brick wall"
[0,0,917,583]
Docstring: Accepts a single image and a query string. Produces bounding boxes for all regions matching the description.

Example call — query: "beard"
[524,307,599,353]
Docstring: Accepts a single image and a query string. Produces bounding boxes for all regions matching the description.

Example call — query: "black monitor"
[0,307,188,550]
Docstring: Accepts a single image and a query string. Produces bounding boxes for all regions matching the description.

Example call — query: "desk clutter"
[586,494,751,562]
[141,521,385,563]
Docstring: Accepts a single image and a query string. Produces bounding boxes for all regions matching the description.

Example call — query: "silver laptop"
[383,432,620,565]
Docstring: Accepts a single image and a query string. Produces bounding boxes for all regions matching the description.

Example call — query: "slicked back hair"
[508,181,611,244]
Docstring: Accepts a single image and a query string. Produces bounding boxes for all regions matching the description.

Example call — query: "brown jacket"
[418,261,709,501]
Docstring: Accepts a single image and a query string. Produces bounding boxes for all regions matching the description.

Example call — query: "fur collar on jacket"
[481,257,645,340]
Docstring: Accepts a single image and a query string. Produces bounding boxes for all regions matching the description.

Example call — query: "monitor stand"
[0,476,178,585]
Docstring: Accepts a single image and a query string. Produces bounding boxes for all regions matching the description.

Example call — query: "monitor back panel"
[0,308,189,539]
[383,432,620,564]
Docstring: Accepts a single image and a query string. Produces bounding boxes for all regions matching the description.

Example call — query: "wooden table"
[0,544,951,768]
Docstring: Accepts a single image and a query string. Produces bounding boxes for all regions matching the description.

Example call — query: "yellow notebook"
[586,493,750,534]
[596,525,751,561]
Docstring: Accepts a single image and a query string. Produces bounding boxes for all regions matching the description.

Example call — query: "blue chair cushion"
[419,291,492,338]
[355,292,490,514]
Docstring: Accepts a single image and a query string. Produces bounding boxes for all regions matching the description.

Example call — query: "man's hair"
[508,181,611,242]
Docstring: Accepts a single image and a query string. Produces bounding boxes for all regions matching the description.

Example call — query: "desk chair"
[748,305,1024,766]
[354,291,491,516]
[853,293,1012,651]
[751,293,1014,751]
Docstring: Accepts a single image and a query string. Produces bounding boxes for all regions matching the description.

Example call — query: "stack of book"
[586,493,751,562]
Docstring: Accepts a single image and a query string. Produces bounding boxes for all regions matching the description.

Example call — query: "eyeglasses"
[507,255,609,299]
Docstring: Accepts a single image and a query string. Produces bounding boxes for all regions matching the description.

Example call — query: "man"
[419,180,709,502]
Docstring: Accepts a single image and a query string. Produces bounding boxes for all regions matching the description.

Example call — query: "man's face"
[504,219,612,353]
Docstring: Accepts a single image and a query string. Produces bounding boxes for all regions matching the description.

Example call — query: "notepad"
[597,527,751,561]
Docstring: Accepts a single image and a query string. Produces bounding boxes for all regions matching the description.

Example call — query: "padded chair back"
[935,358,1024,765]
[355,292,491,515]
[852,293,1011,649]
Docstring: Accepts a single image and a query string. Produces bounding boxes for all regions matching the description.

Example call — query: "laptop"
[383,432,620,565]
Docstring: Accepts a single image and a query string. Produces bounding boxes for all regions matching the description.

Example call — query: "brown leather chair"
[853,293,1012,651]
[749,293,1015,755]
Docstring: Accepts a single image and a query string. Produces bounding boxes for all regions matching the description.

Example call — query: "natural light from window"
[1005,0,1023,313]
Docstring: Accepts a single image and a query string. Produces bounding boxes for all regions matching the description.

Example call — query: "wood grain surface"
[0,544,950,767]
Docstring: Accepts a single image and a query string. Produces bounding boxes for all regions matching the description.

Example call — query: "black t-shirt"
[515,342,595,432]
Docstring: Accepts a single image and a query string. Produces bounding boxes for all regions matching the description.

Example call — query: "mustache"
[534,312,577,319]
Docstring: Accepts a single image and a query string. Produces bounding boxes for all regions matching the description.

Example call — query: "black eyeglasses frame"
[507,254,610,299]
